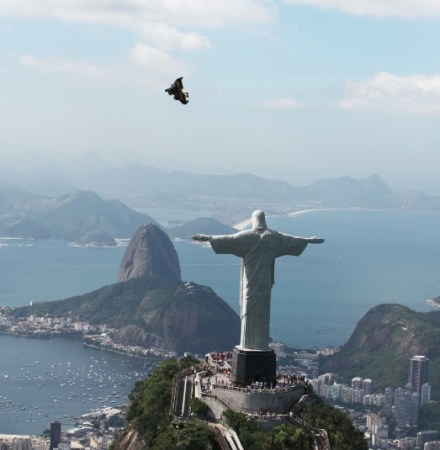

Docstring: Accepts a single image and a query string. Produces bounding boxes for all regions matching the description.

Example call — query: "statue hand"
[192,234,211,242]
[308,237,324,244]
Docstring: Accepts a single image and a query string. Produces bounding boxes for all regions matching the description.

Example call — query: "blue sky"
[1,1,440,194]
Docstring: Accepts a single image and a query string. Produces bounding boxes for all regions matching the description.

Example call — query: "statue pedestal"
[230,347,276,387]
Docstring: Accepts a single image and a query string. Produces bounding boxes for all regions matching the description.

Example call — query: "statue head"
[252,210,267,231]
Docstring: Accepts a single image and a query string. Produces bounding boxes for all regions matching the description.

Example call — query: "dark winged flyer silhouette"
[165,77,189,105]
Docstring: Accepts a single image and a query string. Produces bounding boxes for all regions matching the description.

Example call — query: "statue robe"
[210,228,309,351]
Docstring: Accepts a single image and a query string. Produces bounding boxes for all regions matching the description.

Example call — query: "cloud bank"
[283,0,440,18]
[4,1,276,83]
[0,0,276,30]
[339,72,440,114]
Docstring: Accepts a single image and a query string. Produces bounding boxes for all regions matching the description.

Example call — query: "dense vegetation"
[319,304,440,400]
[113,358,368,450]
[300,404,368,449]
[11,274,240,354]
[223,409,315,450]
[418,403,440,432]
[223,406,367,450]
[114,356,213,450]
[12,275,175,324]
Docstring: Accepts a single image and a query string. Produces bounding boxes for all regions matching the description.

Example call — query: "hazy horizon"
[1,1,440,194]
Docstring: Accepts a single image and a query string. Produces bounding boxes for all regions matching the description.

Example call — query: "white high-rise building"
[329,383,342,402]
[363,378,373,395]
[351,376,363,389]
[352,388,364,404]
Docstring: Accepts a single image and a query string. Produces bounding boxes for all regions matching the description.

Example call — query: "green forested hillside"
[112,358,367,450]
[319,304,440,400]
[12,274,240,354]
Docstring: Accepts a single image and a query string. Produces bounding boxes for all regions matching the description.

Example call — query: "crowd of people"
[197,352,311,395]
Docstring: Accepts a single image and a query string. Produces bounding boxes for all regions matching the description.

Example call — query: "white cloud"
[14,47,186,86]
[1,1,275,82]
[283,0,440,18]
[140,22,211,51]
[0,0,276,29]
[128,43,188,77]
[16,54,108,78]
[263,97,303,109]
[339,71,440,114]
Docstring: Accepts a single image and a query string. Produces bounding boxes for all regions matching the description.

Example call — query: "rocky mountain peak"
[118,224,181,283]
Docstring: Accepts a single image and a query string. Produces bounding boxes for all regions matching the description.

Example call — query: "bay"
[0,334,159,435]
[0,239,128,305]
[1,209,440,434]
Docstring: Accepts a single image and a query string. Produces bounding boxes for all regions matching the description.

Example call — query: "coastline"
[427,298,440,308]
[287,207,365,217]
[233,207,364,229]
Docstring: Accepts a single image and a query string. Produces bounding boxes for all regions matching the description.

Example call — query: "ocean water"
[0,209,439,434]
[0,238,128,305]
[0,334,159,435]
[1,209,439,346]
[177,209,440,348]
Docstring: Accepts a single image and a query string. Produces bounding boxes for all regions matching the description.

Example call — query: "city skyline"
[1,1,440,194]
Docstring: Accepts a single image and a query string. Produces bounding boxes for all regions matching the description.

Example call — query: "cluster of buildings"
[267,344,439,448]
[0,308,105,338]
[0,434,48,450]
[0,407,124,450]
[47,409,122,450]
[1,304,438,450]
[0,307,175,359]
[310,355,438,449]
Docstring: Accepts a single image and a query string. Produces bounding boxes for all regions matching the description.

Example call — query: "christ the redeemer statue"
[193,210,324,352]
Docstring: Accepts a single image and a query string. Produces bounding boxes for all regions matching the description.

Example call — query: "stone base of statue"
[230,347,276,387]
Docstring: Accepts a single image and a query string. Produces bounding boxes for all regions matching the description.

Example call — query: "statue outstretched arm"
[306,237,324,244]
[192,234,211,242]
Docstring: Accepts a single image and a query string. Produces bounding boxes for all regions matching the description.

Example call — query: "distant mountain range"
[0,190,157,244]
[1,154,440,214]
[0,188,237,244]
[2,156,440,243]
[166,217,236,239]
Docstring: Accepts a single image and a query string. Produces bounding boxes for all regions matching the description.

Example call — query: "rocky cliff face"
[118,224,181,283]
[110,281,240,355]
[14,223,241,355]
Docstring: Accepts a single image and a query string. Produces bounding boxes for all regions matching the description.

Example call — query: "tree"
[419,402,440,432]
[190,397,210,416]
[300,403,367,450]
[222,409,268,450]
[273,425,290,450]
[151,422,211,450]
[125,357,200,446]
[272,424,314,450]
